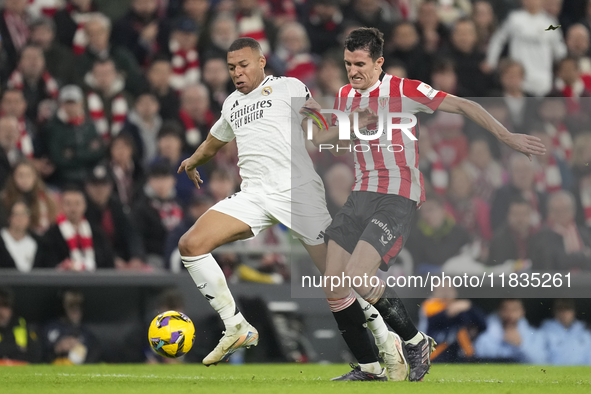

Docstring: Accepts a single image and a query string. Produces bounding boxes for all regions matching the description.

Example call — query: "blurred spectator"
[182,0,211,28]
[471,0,496,52]
[487,197,536,265]
[314,53,347,97]
[566,24,591,74]
[419,284,486,363]
[529,190,591,271]
[44,85,105,187]
[165,193,214,270]
[84,164,146,270]
[40,186,114,269]
[540,299,591,365]
[426,110,468,169]
[384,59,407,79]
[323,162,353,218]
[344,0,397,36]
[146,57,180,121]
[84,59,132,141]
[0,200,43,271]
[543,0,563,22]
[553,57,591,122]
[234,0,276,56]
[112,0,170,67]
[202,54,233,116]
[0,288,42,364]
[418,127,448,195]
[304,0,345,56]
[462,139,504,203]
[132,161,183,268]
[474,299,547,363]
[42,290,101,364]
[0,117,24,187]
[386,21,432,83]
[168,17,200,92]
[415,0,450,53]
[29,17,77,86]
[529,127,573,194]
[1,89,35,159]
[7,45,59,124]
[76,13,143,95]
[536,96,574,161]
[405,194,471,273]
[429,58,470,98]
[485,0,566,96]
[571,132,591,228]
[272,22,317,87]
[490,154,547,231]
[1,160,57,235]
[122,93,162,165]
[0,0,31,72]
[53,0,95,54]
[154,124,194,205]
[444,166,492,242]
[207,167,237,203]
[108,133,145,209]
[206,13,238,54]
[498,60,538,135]
[178,83,215,151]
[442,17,492,97]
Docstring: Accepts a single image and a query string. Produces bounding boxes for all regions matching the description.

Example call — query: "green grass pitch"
[1,364,590,394]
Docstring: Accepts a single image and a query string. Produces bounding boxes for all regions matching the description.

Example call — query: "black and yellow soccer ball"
[148,311,196,358]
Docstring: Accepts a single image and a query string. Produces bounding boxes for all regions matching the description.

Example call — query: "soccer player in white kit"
[177,38,404,380]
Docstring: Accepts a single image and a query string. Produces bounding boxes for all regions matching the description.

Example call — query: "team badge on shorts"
[262,86,273,96]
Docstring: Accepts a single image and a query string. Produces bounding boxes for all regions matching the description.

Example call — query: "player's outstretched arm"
[177,133,228,189]
[437,94,547,160]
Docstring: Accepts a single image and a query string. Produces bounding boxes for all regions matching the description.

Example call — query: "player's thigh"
[356,194,416,273]
[300,241,327,274]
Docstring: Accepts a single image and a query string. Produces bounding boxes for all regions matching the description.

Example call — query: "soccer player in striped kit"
[305,27,547,381]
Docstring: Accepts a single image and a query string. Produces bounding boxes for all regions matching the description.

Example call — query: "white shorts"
[210,180,332,245]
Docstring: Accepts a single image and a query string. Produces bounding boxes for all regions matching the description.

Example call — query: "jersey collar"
[237,75,272,97]
[354,71,385,95]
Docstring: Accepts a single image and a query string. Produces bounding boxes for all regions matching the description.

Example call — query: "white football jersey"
[210,76,321,194]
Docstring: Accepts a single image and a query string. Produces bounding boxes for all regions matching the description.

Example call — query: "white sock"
[405,331,424,345]
[356,294,389,346]
[359,362,382,374]
[182,254,245,329]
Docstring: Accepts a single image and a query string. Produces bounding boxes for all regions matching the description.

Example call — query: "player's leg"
[179,194,271,365]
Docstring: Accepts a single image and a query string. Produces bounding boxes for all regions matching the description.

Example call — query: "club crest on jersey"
[262,87,273,96]
[379,97,389,108]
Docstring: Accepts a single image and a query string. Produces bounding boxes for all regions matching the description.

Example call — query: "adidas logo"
[316,231,325,240]
[367,313,378,322]
[205,294,215,301]
[231,100,239,110]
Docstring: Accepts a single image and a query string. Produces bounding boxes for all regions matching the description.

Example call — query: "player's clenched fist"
[177,158,204,189]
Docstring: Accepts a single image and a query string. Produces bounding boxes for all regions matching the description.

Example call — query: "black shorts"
[325,191,416,271]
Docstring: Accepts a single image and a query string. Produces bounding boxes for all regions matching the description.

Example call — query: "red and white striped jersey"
[335,72,447,202]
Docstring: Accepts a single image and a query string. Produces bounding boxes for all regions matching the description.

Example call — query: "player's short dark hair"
[228,37,263,55]
[344,27,384,61]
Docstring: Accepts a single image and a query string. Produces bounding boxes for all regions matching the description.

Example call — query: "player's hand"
[177,158,204,189]
[503,133,547,161]
[350,107,379,130]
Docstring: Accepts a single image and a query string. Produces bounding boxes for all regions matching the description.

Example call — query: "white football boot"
[377,331,409,381]
[202,322,259,366]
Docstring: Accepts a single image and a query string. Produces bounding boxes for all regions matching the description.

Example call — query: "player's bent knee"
[178,231,213,256]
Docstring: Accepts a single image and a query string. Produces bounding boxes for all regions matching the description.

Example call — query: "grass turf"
[2,363,590,394]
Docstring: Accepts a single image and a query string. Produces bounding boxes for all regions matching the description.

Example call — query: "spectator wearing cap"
[112,0,171,67]
[0,288,43,364]
[84,164,147,270]
[108,133,145,209]
[146,57,180,121]
[84,58,133,142]
[29,17,78,86]
[132,161,183,269]
[122,93,162,165]
[167,17,200,92]
[0,200,43,271]
[40,185,114,270]
[540,299,591,365]
[304,0,346,55]
[7,45,59,124]
[76,13,144,96]
[43,85,105,187]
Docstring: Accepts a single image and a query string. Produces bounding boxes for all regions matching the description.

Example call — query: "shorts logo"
[262,86,272,96]
[316,230,325,240]
[372,218,394,246]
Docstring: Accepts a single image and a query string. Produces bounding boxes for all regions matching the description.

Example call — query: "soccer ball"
[148,311,195,358]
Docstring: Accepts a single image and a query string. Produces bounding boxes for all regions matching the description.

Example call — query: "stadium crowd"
[1,0,591,366]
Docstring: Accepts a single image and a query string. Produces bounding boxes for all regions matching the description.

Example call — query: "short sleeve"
[286,77,312,124]
[402,79,447,114]
[209,117,235,142]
